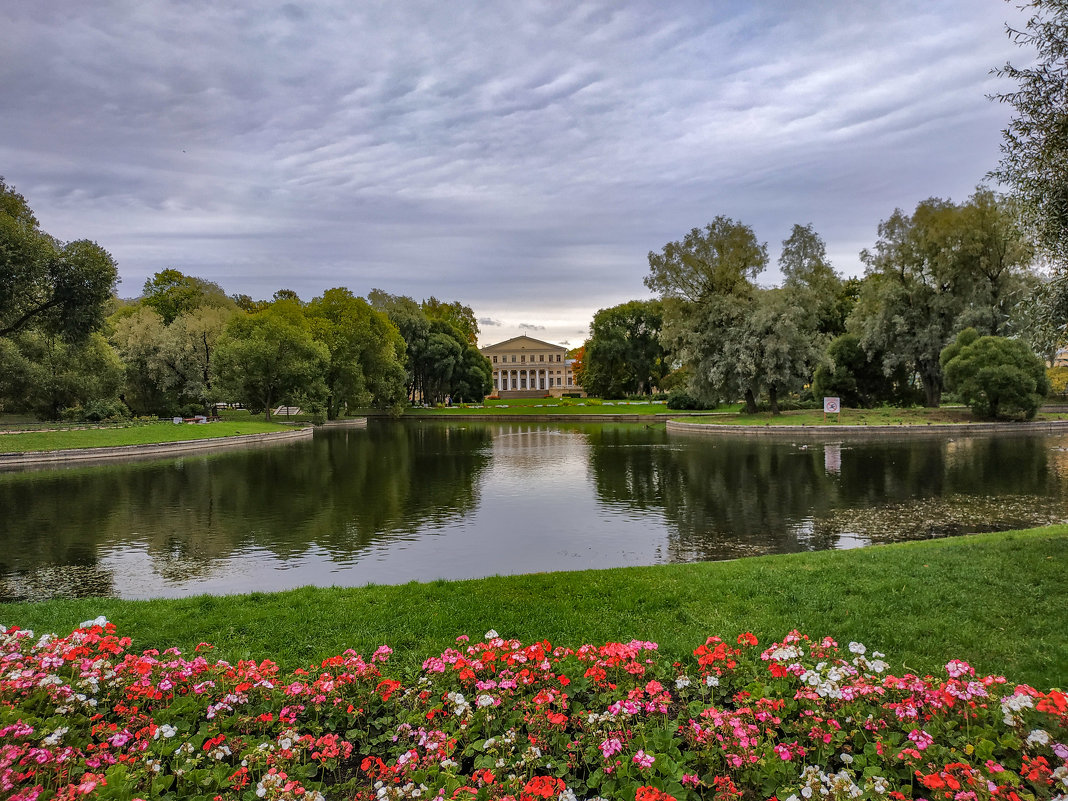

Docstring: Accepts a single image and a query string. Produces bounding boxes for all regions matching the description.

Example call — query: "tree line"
[0,179,490,421]
[578,188,1054,420]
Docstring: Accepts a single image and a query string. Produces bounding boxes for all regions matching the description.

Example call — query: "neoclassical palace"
[479,335,584,397]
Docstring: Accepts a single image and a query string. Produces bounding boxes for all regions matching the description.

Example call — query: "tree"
[0,331,124,420]
[141,268,234,325]
[306,288,407,417]
[779,223,849,336]
[422,297,479,345]
[940,328,1049,419]
[581,300,667,398]
[0,178,118,342]
[108,306,173,415]
[213,301,328,420]
[991,0,1068,262]
[646,218,769,410]
[812,333,916,408]
[850,192,1035,407]
[645,216,767,303]
[158,306,235,414]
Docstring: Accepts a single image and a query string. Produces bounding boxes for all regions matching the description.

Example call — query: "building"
[480,335,584,398]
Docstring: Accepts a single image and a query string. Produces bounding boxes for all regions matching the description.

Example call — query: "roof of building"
[480,334,567,352]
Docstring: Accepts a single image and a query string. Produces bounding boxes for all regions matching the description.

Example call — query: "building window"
[511,355,516,362]
[521,354,525,363]
[492,355,497,363]
[557,377,561,386]
[539,354,544,362]
[567,376,573,386]
[556,354,561,362]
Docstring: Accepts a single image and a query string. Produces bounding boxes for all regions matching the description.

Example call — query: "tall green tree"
[850,191,1036,407]
[779,223,850,336]
[991,0,1068,263]
[141,268,234,325]
[0,331,124,419]
[581,299,667,398]
[213,301,328,420]
[646,217,769,410]
[422,297,479,345]
[0,178,118,342]
[306,288,407,417]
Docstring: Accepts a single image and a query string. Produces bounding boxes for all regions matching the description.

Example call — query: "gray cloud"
[478,317,502,327]
[519,324,547,332]
[0,0,1031,343]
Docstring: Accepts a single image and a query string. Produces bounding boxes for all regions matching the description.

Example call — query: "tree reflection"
[588,429,1065,562]
[0,423,490,600]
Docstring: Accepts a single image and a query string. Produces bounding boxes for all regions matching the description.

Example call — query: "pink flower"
[945,659,974,678]
[371,645,393,663]
[681,774,700,788]
[632,749,655,769]
[600,738,622,759]
[774,744,793,760]
[907,729,934,751]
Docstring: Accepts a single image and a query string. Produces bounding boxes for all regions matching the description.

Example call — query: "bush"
[61,399,130,422]
[940,329,1050,420]
[666,391,705,410]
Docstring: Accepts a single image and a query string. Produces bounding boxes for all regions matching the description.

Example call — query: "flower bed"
[1,621,1065,801]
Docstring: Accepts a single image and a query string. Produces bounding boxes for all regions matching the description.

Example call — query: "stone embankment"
[397,412,723,423]
[666,418,1068,439]
[0,426,314,469]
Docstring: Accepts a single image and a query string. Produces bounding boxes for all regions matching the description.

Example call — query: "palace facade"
[479,335,584,398]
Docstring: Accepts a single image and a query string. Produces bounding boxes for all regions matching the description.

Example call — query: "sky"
[0,1,1033,347]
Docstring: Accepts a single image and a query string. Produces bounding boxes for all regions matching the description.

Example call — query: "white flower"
[848,642,866,655]
[477,695,495,708]
[559,789,578,801]
[1027,729,1051,746]
[801,787,813,798]
[484,629,499,639]
[154,724,177,740]
[79,615,108,629]
[675,675,691,689]
[705,674,719,687]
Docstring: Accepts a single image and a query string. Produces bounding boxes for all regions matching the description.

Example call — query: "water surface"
[2,421,1065,600]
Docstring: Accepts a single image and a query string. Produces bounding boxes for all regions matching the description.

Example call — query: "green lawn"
[404,398,739,415]
[679,406,1068,426]
[2,526,1065,686]
[0,420,294,453]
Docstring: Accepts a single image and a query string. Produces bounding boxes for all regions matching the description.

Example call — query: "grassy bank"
[0,420,294,453]
[680,405,1068,426]
[2,526,1065,686]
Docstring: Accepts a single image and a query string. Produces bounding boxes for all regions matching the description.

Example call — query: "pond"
[2,421,1067,600]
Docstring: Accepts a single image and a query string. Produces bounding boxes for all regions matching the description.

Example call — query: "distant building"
[480,335,584,397]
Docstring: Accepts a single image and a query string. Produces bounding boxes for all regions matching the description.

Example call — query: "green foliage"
[851,189,1036,407]
[665,391,704,410]
[645,216,766,303]
[0,178,118,343]
[306,288,407,418]
[0,331,125,420]
[140,268,234,325]
[780,223,850,336]
[812,333,919,408]
[581,299,667,398]
[991,0,1068,262]
[213,301,329,420]
[369,289,491,404]
[940,329,1050,419]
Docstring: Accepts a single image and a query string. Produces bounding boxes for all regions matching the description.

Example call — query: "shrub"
[667,391,704,410]
[940,329,1050,420]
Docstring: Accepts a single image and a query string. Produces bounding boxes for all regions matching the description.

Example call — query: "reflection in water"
[2,422,1066,600]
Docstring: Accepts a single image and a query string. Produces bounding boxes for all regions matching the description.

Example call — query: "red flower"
[636,787,677,801]
[521,775,564,799]
[737,632,758,646]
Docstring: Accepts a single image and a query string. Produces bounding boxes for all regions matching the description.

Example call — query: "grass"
[402,398,741,415]
[2,526,1065,686]
[680,406,1068,426]
[0,420,294,453]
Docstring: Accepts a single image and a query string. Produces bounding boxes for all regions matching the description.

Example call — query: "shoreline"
[666,417,1068,438]
[0,425,314,469]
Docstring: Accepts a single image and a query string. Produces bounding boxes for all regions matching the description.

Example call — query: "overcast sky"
[1,1,1031,346]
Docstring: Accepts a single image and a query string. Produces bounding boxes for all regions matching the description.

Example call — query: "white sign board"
[823,397,840,414]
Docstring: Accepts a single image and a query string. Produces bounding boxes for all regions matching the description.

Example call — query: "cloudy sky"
[1,1,1031,346]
